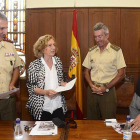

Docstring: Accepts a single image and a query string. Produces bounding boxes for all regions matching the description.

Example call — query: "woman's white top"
[41,57,62,114]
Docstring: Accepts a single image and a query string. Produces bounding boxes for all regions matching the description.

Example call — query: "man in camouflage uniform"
[82,22,126,120]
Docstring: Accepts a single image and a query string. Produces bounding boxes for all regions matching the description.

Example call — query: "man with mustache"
[0,13,21,120]
[82,22,126,120]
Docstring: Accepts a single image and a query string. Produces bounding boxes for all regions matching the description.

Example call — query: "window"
[0,0,26,77]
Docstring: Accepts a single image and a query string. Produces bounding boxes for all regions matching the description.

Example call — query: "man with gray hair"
[0,13,21,120]
[82,22,126,120]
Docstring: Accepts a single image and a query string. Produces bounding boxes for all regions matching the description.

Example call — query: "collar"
[41,56,56,65]
[0,41,6,49]
[95,42,111,53]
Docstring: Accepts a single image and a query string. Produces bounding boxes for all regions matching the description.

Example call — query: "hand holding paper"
[0,88,19,99]
[55,78,76,92]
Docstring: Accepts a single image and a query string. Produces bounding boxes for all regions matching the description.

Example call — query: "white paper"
[105,119,117,126]
[29,121,57,135]
[55,78,77,92]
[0,88,19,99]
[135,131,140,134]
[106,119,140,134]
[111,123,123,134]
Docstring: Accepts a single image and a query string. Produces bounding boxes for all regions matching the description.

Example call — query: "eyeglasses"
[66,119,77,129]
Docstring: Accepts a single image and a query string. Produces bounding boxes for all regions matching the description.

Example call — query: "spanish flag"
[68,10,83,119]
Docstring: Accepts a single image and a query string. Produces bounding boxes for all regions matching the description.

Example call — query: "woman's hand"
[61,81,67,86]
[34,88,57,98]
[45,89,57,98]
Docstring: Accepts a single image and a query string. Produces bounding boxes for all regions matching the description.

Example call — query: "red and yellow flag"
[68,10,83,120]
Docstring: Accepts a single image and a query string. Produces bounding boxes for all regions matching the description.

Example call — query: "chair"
[116,75,134,120]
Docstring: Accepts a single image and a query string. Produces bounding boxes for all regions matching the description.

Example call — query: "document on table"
[105,119,140,134]
[55,78,77,92]
[104,119,117,126]
[105,119,123,134]
[0,88,19,99]
[29,121,57,135]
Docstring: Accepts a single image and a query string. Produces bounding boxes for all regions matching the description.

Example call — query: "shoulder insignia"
[110,44,120,51]
[89,45,97,52]
[3,37,13,44]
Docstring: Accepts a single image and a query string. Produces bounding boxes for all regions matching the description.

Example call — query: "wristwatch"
[105,86,109,92]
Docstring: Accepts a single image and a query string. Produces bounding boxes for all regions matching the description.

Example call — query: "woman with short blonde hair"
[33,34,57,58]
[26,34,67,121]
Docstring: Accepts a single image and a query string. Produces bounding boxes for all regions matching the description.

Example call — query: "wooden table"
[0,120,139,140]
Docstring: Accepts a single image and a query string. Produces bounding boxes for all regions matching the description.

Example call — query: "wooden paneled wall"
[21,8,140,120]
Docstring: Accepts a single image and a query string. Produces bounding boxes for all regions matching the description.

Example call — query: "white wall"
[26,0,140,8]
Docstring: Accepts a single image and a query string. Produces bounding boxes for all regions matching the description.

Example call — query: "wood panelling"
[22,8,140,120]
[25,9,56,69]
[89,8,121,48]
[56,9,74,70]
[121,9,140,64]
[121,8,140,87]
[56,8,88,71]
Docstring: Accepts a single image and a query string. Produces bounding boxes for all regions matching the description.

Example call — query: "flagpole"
[74,0,76,8]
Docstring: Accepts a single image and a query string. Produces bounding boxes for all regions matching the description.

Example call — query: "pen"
[32,124,37,128]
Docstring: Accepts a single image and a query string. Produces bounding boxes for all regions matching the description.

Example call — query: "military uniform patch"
[89,45,97,52]
[110,44,120,51]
